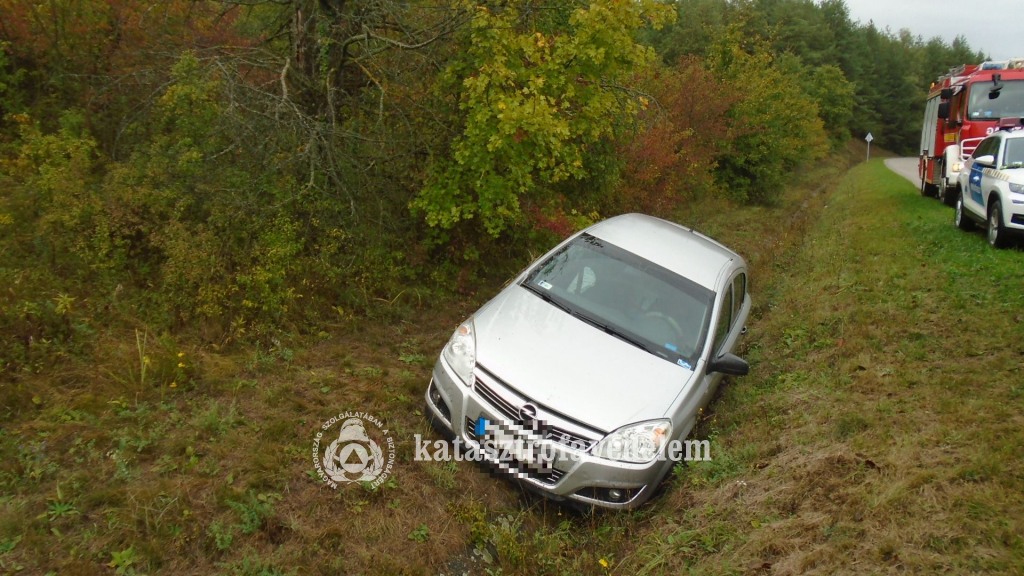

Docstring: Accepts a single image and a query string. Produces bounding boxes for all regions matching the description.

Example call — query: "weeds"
[227,492,279,535]
[135,329,149,390]
[408,524,431,543]
[207,521,234,551]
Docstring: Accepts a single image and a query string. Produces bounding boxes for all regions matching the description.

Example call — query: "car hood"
[473,285,694,433]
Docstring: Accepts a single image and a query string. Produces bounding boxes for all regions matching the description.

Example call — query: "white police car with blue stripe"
[954,121,1024,248]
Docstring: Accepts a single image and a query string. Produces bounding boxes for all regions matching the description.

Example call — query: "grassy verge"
[21,151,1023,575]
[621,160,1024,574]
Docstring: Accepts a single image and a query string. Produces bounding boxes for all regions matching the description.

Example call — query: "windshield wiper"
[520,283,656,356]
[570,310,652,355]
[520,282,571,314]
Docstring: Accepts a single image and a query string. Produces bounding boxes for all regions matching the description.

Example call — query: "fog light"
[429,381,442,405]
[608,489,623,501]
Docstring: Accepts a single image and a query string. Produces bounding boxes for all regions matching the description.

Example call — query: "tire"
[939,180,957,207]
[955,189,974,231]
[988,199,1010,249]
[920,179,938,198]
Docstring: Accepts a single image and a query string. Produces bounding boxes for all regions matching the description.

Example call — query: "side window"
[973,137,998,159]
[712,285,733,355]
[984,138,999,157]
[971,139,985,158]
[731,273,746,323]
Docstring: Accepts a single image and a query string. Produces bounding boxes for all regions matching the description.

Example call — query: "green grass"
[623,160,1024,573]
[2,156,1022,574]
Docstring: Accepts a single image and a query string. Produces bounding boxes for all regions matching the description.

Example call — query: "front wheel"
[955,189,974,231]
[939,180,956,207]
[988,199,1010,249]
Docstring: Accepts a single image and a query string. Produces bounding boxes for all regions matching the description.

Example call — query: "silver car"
[424,213,751,509]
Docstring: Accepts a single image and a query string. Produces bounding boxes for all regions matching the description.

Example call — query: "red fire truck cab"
[919,59,1024,206]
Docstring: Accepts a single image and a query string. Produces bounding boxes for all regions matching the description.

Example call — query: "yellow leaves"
[53,293,75,315]
[599,558,610,568]
[418,0,663,237]
[639,95,649,110]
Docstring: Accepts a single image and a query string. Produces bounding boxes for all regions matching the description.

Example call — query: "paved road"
[884,157,921,188]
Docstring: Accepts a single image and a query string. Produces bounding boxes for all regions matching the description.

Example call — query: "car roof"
[585,213,741,291]
[985,126,1024,140]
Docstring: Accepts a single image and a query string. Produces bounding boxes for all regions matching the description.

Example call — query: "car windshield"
[521,233,714,366]
[968,80,1024,120]
[1003,138,1024,168]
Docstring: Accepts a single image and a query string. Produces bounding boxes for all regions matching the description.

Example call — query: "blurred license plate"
[478,418,552,469]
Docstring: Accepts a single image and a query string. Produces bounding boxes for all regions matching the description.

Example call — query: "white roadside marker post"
[865,132,874,162]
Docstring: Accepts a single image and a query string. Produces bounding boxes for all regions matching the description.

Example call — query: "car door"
[966,137,999,215]
[701,275,740,406]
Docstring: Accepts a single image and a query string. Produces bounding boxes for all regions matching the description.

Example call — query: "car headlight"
[591,420,671,463]
[1010,183,1024,194]
[951,162,963,173]
[442,319,475,386]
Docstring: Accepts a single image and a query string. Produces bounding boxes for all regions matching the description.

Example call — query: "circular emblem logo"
[519,403,538,422]
[312,412,395,489]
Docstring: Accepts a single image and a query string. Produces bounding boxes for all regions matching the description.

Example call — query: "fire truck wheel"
[939,181,956,207]
[955,190,974,231]
[987,200,1009,249]
[920,179,938,198]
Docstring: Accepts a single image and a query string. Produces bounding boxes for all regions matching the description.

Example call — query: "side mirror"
[976,154,996,167]
[707,353,750,376]
[991,73,1003,99]
[937,102,950,119]
[940,88,954,99]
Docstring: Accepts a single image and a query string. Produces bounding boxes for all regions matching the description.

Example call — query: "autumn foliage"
[612,59,735,216]
[0,0,991,362]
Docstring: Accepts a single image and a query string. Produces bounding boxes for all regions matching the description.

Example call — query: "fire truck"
[919,58,1024,206]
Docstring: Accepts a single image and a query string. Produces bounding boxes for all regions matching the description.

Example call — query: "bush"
[0,53,416,355]
[705,29,829,203]
[609,59,735,216]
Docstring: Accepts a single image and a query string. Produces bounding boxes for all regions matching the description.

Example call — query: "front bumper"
[423,357,674,510]
[1006,193,1024,231]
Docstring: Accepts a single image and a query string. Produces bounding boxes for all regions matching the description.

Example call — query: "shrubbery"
[0,0,990,372]
[706,30,830,203]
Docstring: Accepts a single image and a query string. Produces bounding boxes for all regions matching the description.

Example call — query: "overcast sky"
[843,0,1022,60]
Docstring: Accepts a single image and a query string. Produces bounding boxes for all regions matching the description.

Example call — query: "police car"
[954,122,1024,248]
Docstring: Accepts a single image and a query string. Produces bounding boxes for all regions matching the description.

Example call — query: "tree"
[412,0,674,237]
[706,29,828,203]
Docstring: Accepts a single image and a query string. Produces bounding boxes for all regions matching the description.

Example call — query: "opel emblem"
[519,403,538,422]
